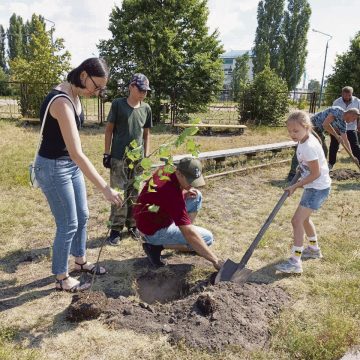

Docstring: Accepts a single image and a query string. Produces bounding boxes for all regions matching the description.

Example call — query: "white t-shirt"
[332,96,360,131]
[296,133,331,189]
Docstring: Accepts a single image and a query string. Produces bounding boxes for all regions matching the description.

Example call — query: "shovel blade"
[214,259,239,284]
[229,267,253,284]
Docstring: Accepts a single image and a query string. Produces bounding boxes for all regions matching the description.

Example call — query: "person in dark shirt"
[35,58,122,292]
[103,74,152,245]
[134,157,221,270]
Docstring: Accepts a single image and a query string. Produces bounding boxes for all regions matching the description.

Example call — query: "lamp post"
[312,29,332,108]
[44,18,55,52]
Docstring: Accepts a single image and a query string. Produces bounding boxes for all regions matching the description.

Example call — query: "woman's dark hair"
[67,57,109,88]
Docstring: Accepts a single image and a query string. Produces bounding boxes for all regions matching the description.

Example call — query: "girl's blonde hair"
[286,110,313,130]
[287,110,324,144]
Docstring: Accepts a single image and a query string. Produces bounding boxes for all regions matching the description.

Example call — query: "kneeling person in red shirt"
[134,157,221,270]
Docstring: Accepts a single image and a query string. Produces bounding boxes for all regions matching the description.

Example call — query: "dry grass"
[0,118,359,359]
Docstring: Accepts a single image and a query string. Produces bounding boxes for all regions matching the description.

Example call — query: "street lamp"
[312,28,332,108]
[44,18,55,52]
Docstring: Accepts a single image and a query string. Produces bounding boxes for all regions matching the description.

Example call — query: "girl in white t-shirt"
[276,110,331,274]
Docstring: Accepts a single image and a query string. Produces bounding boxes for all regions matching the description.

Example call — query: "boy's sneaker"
[128,227,142,240]
[302,246,323,259]
[142,243,165,267]
[275,258,303,274]
[106,230,122,246]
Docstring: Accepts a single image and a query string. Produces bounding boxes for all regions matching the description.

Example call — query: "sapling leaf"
[141,157,152,170]
[148,204,160,213]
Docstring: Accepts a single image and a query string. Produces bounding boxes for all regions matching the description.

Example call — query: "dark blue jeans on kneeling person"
[34,155,89,275]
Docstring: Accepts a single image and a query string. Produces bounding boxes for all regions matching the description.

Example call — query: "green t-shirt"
[108,98,153,160]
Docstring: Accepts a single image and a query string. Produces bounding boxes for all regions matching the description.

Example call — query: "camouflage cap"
[130,73,151,91]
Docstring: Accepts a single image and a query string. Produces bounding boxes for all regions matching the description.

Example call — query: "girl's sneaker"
[301,246,323,259]
[275,258,303,274]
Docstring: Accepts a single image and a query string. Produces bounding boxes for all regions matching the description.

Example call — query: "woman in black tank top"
[35,58,122,292]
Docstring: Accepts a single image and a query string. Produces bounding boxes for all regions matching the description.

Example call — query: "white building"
[220,50,253,89]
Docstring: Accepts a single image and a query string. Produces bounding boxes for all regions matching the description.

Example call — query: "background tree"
[0,25,6,71]
[239,66,289,126]
[281,0,311,90]
[326,31,360,100]
[231,52,250,101]
[307,79,320,93]
[252,0,285,75]
[10,14,71,117]
[7,14,24,60]
[98,0,224,122]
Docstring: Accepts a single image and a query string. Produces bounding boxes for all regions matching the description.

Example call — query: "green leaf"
[148,204,160,213]
[141,157,152,170]
[149,178,157,188]
[159,175,171,181]
[129,139,139,149]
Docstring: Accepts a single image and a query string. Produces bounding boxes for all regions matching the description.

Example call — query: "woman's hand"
[103,185,122,206]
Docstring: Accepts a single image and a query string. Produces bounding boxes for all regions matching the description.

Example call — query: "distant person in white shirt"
[330,86,360,169]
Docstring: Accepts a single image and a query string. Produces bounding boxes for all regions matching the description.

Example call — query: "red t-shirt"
[133,169,192,235]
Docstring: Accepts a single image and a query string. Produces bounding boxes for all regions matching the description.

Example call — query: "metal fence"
[0,81,345,126]
[0,81,107,124]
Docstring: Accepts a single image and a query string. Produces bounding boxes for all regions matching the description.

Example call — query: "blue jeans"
[35,155,89,275]
[144,191,214,248]
[300,187,330,211]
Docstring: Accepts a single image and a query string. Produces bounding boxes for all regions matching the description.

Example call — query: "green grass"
[0,118,359,359]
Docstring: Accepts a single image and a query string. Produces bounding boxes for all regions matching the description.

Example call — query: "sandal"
[74,261,107,275]
[55,276,90,292]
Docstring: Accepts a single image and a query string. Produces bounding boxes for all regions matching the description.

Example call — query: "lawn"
[0,119,359,360]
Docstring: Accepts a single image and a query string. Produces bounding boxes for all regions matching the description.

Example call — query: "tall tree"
[281,0,311,90]
[98,0,224,122]
[307,79,320,93]
[231,52,250,101]
[22,16,46,60]
[7,13,24,60]
[252,0,285,75]
[10,14,71,117]
[326,31,360,98]
[0,25,6,70]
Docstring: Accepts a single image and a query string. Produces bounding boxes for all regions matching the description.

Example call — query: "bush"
[239,67,289,126]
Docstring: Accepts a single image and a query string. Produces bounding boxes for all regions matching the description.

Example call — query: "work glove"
[103,154,112,169]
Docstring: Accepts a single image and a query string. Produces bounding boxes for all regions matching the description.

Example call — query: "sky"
[0,0,359,86]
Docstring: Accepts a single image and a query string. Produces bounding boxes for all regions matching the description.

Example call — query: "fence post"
[309,92,317,114]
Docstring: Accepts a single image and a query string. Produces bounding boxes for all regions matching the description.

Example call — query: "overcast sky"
[0,0,359,86]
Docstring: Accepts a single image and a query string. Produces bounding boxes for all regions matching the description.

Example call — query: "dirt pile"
[330,169,360,181]
[101,280,289,350]
[67,291,108,322]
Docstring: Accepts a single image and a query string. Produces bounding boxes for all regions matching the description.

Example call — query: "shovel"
[214,170,301,284]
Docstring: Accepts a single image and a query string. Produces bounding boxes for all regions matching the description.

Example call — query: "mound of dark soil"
[67,291,108,322]
[330,169,360,181]
[102,281,289,351]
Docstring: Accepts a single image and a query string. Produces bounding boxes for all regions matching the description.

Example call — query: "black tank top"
[38,90,84,159]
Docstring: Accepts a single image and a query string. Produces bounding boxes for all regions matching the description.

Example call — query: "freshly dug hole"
[136,268,191,304]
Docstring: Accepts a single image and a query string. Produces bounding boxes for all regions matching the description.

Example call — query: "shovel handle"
[236,170,301,270]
